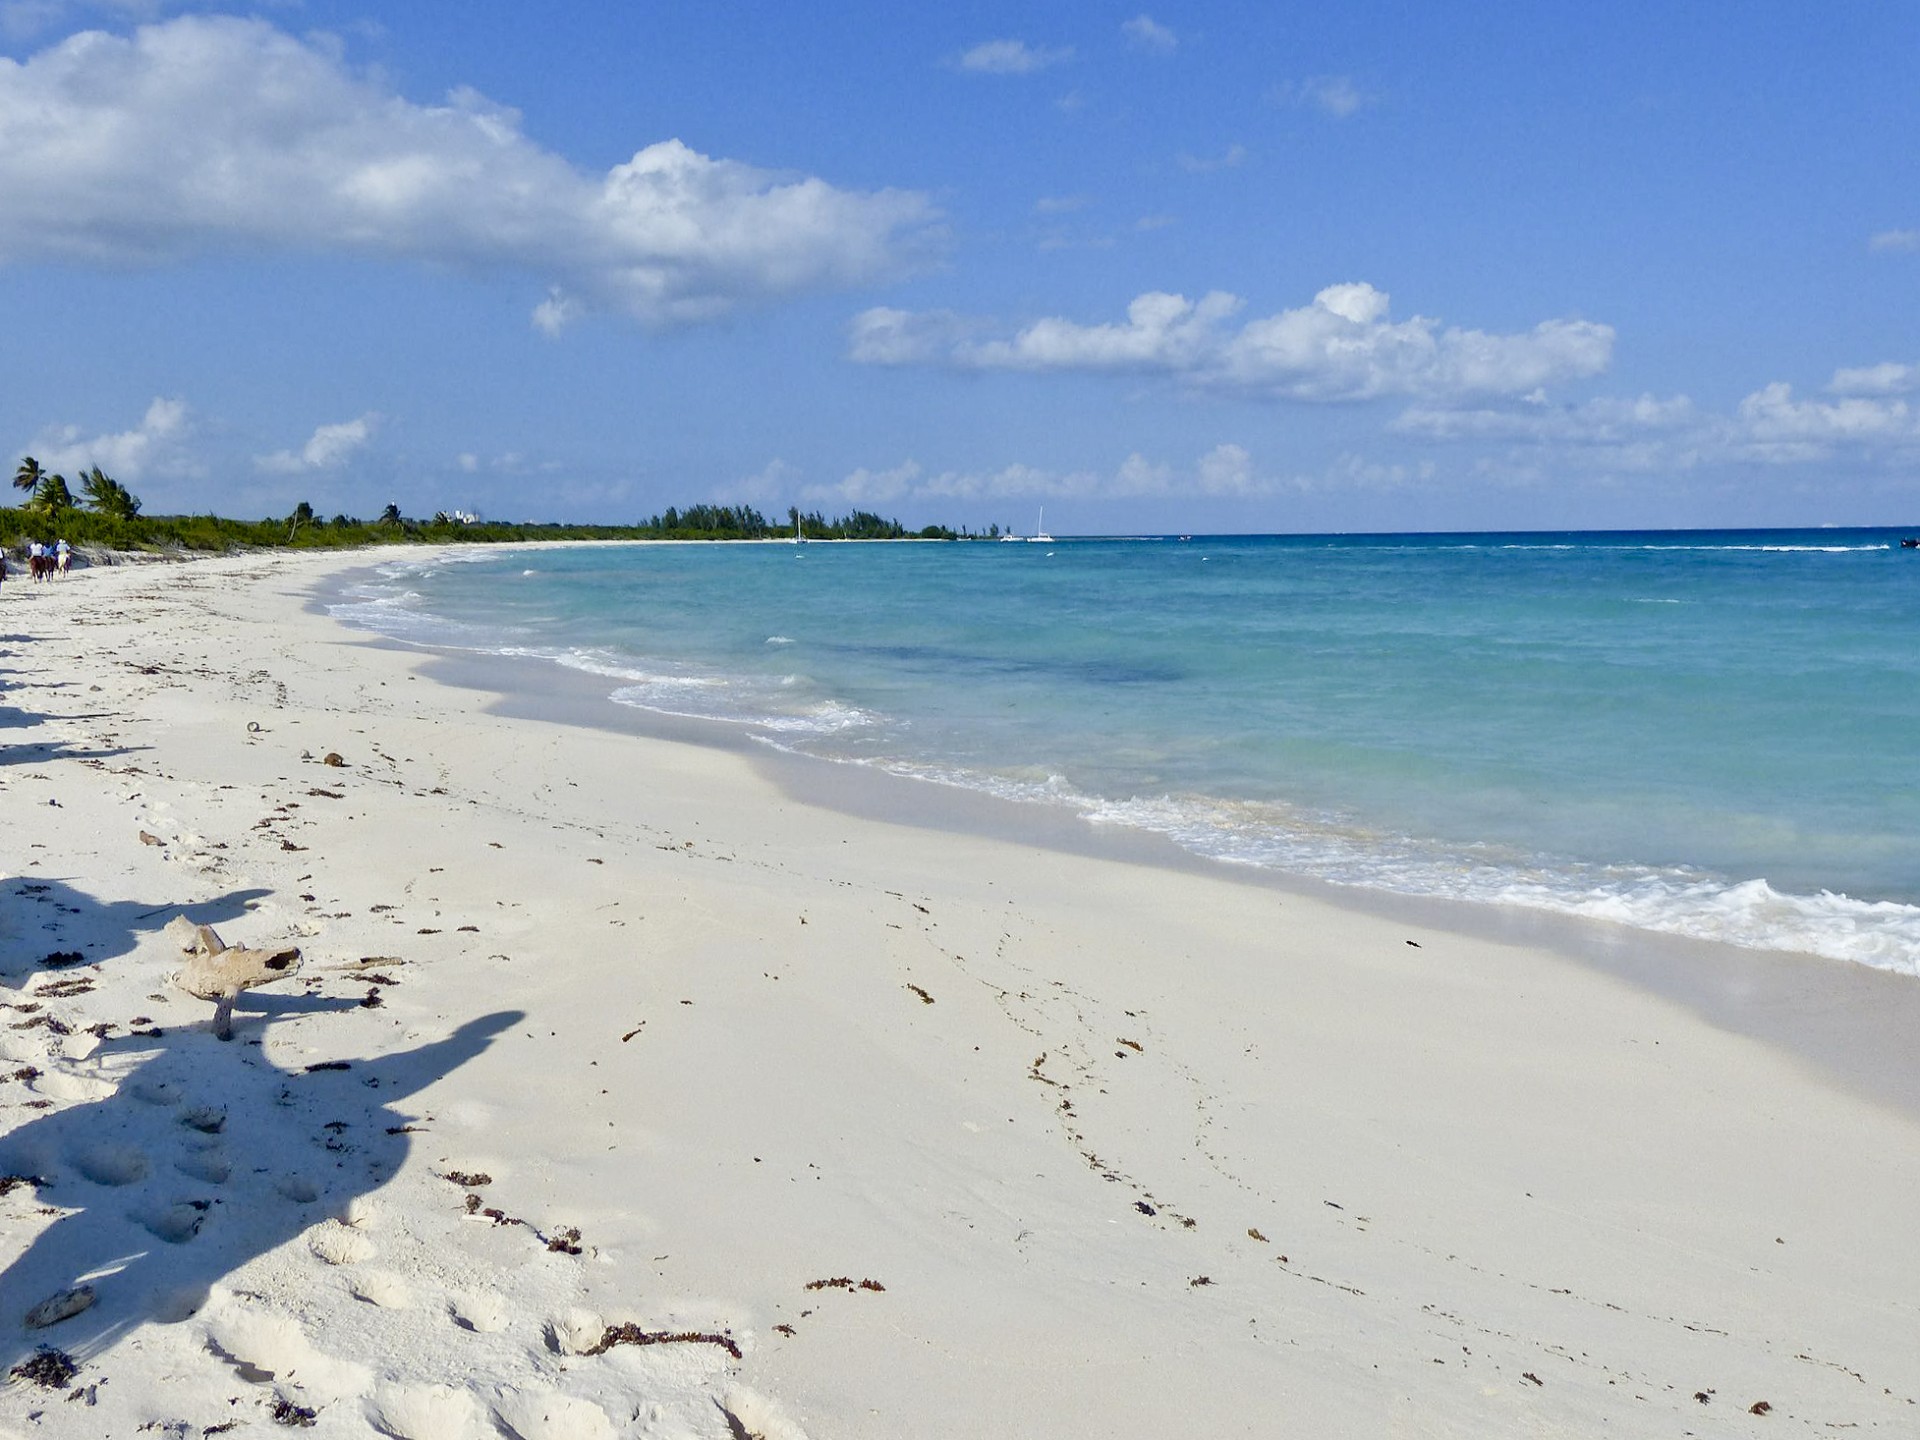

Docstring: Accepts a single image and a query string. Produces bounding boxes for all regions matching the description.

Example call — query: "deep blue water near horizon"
[331,527,1920,975]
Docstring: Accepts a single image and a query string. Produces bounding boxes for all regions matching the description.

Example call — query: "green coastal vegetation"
[2,458,1002,553]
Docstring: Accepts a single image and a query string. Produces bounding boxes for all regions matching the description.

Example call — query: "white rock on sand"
[1,548,1918,1438]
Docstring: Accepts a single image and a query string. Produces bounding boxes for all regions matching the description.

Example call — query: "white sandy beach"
[2,549,1918,1439]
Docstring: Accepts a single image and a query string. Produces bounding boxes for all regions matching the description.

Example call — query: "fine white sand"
[3,549,1919,1439]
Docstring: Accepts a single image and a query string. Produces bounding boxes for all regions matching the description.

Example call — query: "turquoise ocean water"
[330,530,1920,975]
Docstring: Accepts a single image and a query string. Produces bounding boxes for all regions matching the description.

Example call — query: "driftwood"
[166,917,301,1040]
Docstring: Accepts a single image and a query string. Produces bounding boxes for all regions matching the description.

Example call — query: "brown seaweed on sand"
[9,1347,78,1388]
[584,1325,742,1361]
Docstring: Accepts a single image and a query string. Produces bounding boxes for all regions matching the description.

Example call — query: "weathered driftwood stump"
[166,916,301,1040]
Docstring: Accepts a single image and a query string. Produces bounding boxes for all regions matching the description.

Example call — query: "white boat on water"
[1026,507,1054,544]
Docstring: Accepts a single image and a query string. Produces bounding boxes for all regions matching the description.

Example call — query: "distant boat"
[1026,507,1054,544]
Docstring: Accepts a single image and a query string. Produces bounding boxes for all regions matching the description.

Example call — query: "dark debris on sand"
[584,1325,742,1361]
[10,1347,79,1389]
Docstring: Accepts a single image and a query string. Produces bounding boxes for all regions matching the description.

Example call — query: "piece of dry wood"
[166,915,301,1040]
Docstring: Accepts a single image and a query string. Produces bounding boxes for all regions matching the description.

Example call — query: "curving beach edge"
[3,549,1917,1438]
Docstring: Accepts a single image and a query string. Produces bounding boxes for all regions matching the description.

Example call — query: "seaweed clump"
[10,1347,78,1389]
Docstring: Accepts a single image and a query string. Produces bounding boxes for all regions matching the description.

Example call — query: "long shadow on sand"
[0,1007,521,1373]
[2,878,269,982]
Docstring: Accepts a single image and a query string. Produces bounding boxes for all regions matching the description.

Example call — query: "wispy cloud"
[715,458,801,505]
[255,413,379,474]
[22,396,197,481]
[802,449,1297,510]
[1121,15,1177,55]
[1271,75,1370,119]
[1034,194,1090,215]
[1176,144,1247,174]
[956,38,1073,75]
[0,0,161,43]
[1828,362,1918,397]
[0,16,940,331]
[850,283,1615,403]
[1868,229,1920,254]
[805,444,1425,508]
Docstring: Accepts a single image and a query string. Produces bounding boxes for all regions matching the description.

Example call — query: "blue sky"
[1,2,1916,532]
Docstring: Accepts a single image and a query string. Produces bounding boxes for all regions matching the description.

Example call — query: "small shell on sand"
[25,1285,95,1329]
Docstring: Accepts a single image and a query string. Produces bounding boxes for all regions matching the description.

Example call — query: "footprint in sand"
[127,1075,184,1105]
[74,1143,148,1185]
[29,1069,116,1103]
[722,1385,812,1440]
[308,1221,376,1265]
[545,1308,604,1356]
[276,1173,321,1203]
[349,1270,414,1308]
[368,1381,486,1440]
[448,1290,508,1334]
[207,1301,370,1401]
[177,1103,226,1133]
[176,1144,231,1184]
[492,1387,617,1440]
[137,1198,213,1243]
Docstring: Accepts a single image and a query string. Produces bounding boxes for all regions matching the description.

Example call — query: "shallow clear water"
[330,530,1920,973]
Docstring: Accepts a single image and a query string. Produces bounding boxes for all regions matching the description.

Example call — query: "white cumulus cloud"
[1394,359,1920,474]
[1121,16,1177,54]
[255,414,379,474]
[1734,382,1920,461]
[956,38,1073,75]
[23,396,195,480]
[851,282,1615,402]
[0,16,939,329]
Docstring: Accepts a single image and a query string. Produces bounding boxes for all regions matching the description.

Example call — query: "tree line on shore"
[3,458,1000,552]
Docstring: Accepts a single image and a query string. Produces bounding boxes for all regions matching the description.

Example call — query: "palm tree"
[33,473,75,513]
[79,465,140,519]
[13,456,44,500]
[379,502,402,525]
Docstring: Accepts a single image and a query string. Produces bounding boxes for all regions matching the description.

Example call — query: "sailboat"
[1026,507,1054,544]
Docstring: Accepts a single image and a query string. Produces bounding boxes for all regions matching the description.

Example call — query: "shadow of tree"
[2,879,271,985]
[0,1009,522,1370]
